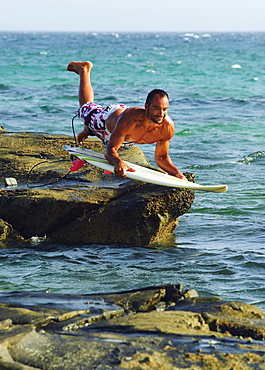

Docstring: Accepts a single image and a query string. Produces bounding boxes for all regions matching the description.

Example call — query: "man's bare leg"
[67,61,94,107]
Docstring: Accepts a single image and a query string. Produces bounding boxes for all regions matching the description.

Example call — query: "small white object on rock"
[5,178,18,187]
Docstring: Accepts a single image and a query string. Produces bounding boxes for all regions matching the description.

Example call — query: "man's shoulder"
[122,107,145,120]
[160,116,175,138]
[164,114,174,124]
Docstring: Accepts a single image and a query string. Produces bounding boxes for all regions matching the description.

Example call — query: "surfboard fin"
[70,157,86,172]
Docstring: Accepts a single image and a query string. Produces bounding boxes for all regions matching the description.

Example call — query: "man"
[67,61,187,180]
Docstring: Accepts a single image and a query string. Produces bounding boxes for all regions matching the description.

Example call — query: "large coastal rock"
[0,131,195,246]
[0,285,264,369]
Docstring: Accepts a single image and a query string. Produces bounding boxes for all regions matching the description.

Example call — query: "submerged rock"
[0,131,195,246]
[0,285,264,369]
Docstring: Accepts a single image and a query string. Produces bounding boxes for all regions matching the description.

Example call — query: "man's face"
[145,95,169,124]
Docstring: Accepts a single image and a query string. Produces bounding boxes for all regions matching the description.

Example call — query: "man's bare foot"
[66,61,93,75]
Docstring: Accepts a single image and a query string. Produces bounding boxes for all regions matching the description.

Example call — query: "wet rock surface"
[0,285,264,369]
[0,131,195,246]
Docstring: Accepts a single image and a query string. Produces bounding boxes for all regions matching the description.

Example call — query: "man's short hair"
[145,89,169,105]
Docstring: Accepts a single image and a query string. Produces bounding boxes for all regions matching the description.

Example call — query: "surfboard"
[63,145,228,193]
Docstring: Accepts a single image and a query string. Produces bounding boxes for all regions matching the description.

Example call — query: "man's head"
[145,89,169,124]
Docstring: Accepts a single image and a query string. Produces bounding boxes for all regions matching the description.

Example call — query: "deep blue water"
[0,32,264,310]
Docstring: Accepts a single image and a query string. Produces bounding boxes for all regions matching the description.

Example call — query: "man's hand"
[114,160,135,178]
[77,128,88,145]
[177,173,188,182]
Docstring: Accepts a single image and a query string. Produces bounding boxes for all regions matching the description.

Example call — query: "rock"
[172,296,265,340]
[0,219,25,247]
[0,286,265,369]
[0,131,195,246]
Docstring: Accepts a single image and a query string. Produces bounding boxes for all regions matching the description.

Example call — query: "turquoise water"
[0,32,264,309]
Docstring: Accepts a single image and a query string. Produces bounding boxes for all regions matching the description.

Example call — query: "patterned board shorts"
[78,102,130,147]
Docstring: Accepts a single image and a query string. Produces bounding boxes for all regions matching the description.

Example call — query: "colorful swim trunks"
[77,102,129,147]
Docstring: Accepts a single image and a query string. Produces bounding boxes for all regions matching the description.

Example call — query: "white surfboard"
[63,145,228,193]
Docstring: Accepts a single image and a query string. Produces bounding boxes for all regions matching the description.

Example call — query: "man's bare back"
[67,60,187,181]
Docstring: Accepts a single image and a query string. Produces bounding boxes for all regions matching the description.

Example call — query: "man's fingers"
[114,167,126,178]
[114,164,135,178]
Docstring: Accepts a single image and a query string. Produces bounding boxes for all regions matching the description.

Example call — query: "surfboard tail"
[70,157,86,172]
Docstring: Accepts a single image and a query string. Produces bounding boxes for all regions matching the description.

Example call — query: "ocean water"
[0,32,264,310]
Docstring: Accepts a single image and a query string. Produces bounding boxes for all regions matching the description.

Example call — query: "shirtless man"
[67,61,187,180]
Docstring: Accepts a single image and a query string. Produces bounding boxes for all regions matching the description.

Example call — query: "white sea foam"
[182,33,200,39]
[30,235,47,244]
[231,64,242,69]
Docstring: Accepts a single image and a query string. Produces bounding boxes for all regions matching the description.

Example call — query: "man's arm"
[104,133,131,178]
[104,116,136,178]
[154,140,187,180]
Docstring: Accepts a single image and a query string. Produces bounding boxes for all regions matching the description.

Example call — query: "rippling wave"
[239,151,265,165]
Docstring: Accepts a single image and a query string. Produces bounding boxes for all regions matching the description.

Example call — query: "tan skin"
[67,61,187,180]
